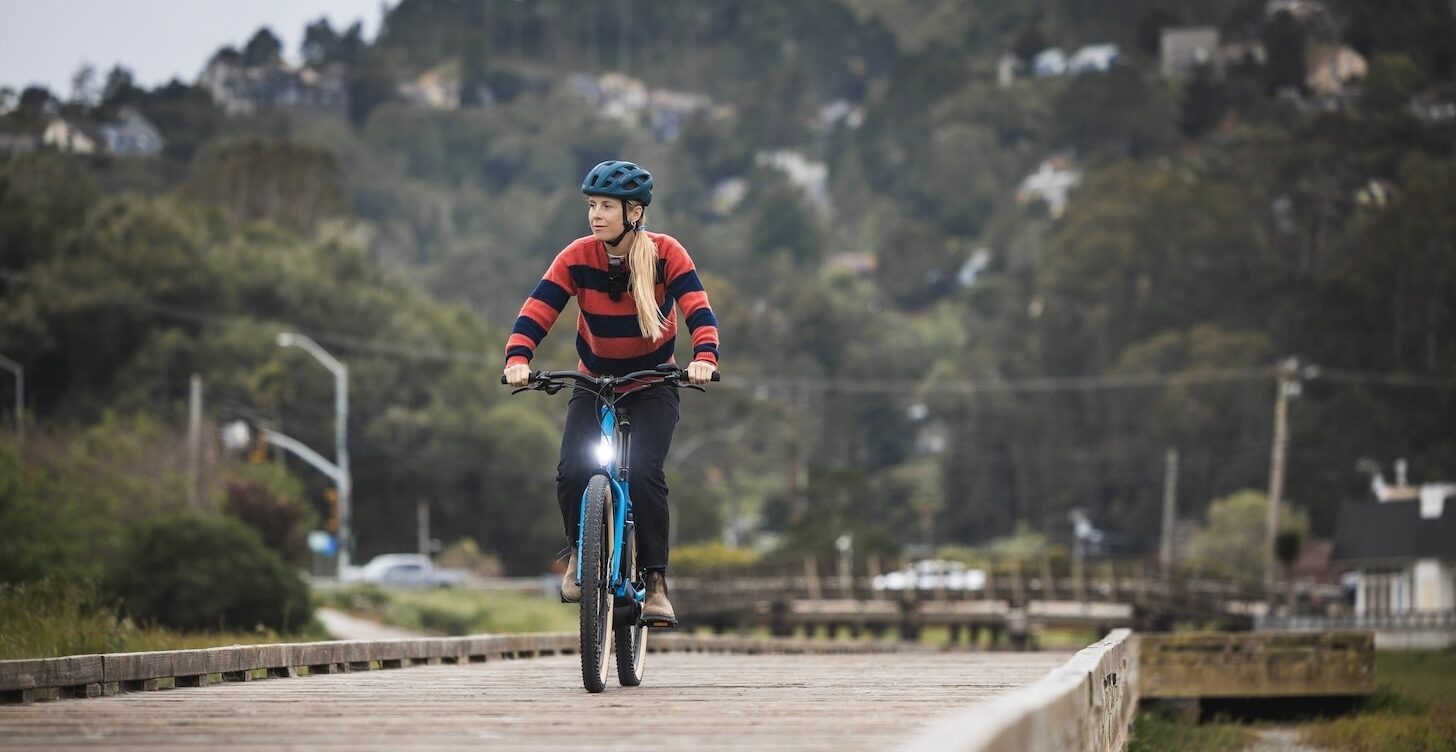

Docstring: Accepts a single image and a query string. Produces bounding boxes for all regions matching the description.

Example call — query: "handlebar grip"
[500,374,508,385]
[711,371,721,382]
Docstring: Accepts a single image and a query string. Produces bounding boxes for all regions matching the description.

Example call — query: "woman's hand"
[503,363,532,387]
[686,360,716,385]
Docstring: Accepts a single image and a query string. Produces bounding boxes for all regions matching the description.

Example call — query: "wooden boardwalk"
[0,650,1069,751]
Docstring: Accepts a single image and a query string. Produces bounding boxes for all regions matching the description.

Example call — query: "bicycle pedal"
[641,618,677,629]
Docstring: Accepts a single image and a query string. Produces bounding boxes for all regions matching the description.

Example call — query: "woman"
[503,160,719,625]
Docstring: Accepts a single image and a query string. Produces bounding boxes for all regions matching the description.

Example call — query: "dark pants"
[557,385,679,571]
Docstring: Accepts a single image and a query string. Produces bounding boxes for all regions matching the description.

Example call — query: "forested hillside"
[2,0,1454,578]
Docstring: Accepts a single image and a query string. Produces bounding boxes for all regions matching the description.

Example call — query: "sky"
[0,0,386,95]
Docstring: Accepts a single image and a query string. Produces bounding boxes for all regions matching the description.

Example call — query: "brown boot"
[642,570,676,626]
[560,550,580,603]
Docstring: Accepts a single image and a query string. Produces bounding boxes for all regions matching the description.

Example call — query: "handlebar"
[500,363,719,392]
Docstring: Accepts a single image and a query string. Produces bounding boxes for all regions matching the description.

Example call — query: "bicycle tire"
[614,522,648,686]
[579,475,614,693]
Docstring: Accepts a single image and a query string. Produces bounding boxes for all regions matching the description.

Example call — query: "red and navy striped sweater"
[505,233,720,375]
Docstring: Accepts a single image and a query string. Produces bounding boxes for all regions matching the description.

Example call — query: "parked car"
[341,553,471,589]
[871,559,986,592]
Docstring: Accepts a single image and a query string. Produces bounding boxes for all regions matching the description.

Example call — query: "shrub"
[107,513,311,632]
[222,478,312,565]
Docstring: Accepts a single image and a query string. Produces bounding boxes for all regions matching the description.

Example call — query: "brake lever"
[511,386,533,395]
[685,384,707,393]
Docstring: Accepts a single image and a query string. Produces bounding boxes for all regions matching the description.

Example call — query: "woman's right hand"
[503,363,532,387]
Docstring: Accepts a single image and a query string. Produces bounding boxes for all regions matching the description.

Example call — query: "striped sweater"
[505,233,720,375]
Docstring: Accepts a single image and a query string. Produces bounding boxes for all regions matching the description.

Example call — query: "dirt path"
[1245,727,1330,752]
[314,607,439,640]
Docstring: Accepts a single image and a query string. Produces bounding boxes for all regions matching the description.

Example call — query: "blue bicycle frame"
[575,402,645,605]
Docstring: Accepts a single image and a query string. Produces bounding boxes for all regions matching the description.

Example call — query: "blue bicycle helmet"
[581,160,654,207]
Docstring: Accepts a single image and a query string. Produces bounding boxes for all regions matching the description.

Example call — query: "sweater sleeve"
[663,239,720,366]
[504,248,578,367]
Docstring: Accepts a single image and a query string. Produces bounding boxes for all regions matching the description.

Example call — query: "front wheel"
[579,475,614,693]
[615,521,648,686]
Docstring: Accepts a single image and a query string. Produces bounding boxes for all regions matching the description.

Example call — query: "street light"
[276,332,352,573]
[0,354,22,447]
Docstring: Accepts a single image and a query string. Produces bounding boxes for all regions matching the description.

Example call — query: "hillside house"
[1333,467,1456,618]
[100,107,165,156]
[1016,156,1081,218]
[1068,44,1120,75]
[1306,45,1367,98]
[42,119,98,153]
[199,55,348,119]
[1032,48,1067,78]
[1160,27,1219,77]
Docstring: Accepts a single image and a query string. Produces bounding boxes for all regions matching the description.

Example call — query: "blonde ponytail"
[626,210,668,341]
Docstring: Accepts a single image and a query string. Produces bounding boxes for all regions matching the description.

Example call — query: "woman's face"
[587,196,641,243]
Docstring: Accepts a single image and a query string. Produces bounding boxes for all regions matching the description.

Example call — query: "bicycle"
[503,363,718,693]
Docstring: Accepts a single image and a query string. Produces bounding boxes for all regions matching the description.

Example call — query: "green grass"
[0,579,325,660]
[315,584,578,635]
[1299,648,1456,752]
[1129,708,1253,752]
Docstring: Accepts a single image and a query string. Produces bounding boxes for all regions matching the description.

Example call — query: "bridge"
[1,625,1377,750]
[2,632,1133,751]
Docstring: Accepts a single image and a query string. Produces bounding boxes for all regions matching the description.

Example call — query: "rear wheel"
[615,522,648,686]
[579,476,614,693]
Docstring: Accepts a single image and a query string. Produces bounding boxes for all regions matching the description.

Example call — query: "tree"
[1263,10,1305,94]
[1013,24,1048,64]
[1053,66,1178,159]
[1178,64,1227,137]
[182,141,348,230]
[243,27,284,68]
[302,18,341,67]
[100,66,140,109]
[1359,53,1427,115]
[69,64,98,107]
[1186,490,1309,582]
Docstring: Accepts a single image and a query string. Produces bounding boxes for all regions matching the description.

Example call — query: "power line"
[8,267,1456,395]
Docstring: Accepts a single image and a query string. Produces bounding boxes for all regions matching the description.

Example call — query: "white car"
[343,554,471,589]
[872,559,986,592]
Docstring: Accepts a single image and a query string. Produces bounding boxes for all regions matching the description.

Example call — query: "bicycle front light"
[595,436,614,466]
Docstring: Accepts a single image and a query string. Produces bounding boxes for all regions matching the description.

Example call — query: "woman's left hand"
[687,361,716,385]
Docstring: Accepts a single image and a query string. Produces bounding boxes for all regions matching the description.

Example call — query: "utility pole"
[417,499,430,557]
[1264,357,1300,597]
[1159,447,1179,578]
[187,374,203,508]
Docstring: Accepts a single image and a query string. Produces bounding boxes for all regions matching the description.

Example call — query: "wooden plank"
[1139,630,1374,699]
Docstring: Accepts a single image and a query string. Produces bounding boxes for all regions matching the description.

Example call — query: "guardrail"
[899,629,1136,752]
[0,632,923,705]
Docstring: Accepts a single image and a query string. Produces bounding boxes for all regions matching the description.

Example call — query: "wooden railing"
[901,629,1137,752]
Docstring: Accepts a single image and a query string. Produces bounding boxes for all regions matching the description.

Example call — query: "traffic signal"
[249,429,268,464]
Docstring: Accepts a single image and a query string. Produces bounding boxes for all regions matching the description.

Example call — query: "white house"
[1016,156,1081,218]
[1032,48,1067,78]
[100,107,165,156]
[1333,468,1456,618]
[1160,27,1220,77]
[42,119,97,153]
[1068,44,1120,75]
